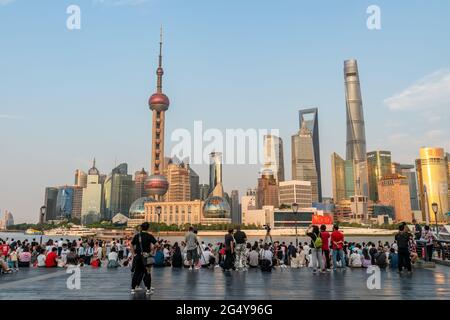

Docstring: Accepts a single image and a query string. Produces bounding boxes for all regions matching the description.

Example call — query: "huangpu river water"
[0,231,394,245]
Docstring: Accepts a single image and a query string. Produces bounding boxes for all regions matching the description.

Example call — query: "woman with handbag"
[130,222,157,295]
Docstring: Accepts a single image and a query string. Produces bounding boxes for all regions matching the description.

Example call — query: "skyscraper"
[416,147,449,223]
[55,186,74,220]
[299,108,322,201]
[391,163,420,211]
[208,152,223,196]
[81,159,103,224]
[331,153,346,203]
[164,161,191,202]
[292,120,319,202]
[75,169,87,188]
[230,190,241,224]
[378,173,412,222]
[72,186,83,220]
[134,168,148,200]
[262,135,285,183]
[344,59,368,197]
[145,27,170,201]
[447,153,450,212]
[331,152,357,202]
[103,163,135,220]
[43,187,58,221]
[203,151,231,221]
[256,169,279,209]
[367,151,392,202]
[186,164,200,200]
[199,184,210,200]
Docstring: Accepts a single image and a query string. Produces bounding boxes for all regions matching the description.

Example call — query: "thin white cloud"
[384,69,450,111]
[0,0,15,6]
[93,0,150,6]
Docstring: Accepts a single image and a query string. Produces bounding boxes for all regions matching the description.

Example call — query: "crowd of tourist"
[0,220,441,295]
[0,236,132,273]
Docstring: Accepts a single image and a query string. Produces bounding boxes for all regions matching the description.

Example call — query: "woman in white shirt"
[259,245,273,266]
[37,249,46,267]
[349,249,362,268]
[107,247,119,268]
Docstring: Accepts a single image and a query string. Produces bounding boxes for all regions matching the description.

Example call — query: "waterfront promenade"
[1,265,450,300]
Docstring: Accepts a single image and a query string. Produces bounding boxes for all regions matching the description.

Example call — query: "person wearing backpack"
[306,225,324,274]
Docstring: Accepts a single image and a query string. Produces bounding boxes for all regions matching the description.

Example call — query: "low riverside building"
[129,200,231,227]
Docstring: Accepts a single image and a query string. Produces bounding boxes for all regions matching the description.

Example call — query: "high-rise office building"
[104,163,135,220]
[416,147,449,223]
[75,169,87,188]
[292,121,319,202]
[55,186,74,220]
[230,190,241,224]
[278,180,312,209]
[344,59,368,198]
[391,163,420,211]
[145,27,170,201]
[81,160,103,224]
[262,135,285,183]
[299,108,322,201]
[199,184,210,200]
[447,153,450,212]
[378,173,412,222]
[256,170,279,209]
[331,153,346,203]
[208,152,223,196]
[72,186,83,220]
[164,162,190,202]
[187,164,200,200]
[43,187,59,221]
[134,168,148,200]
[331,152,358,202]
[367,151,392,202]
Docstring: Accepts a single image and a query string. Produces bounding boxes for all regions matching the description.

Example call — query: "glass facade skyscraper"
[292,121,319,203]
[262,134,285,183]
[55,186,74,220]
[367,151,392,202]
[299,108,322,201]
[416,147,449,223]
[344,60,368,198]
[103,163,134,220]
[44,187,59,221]
[208,152,223,196]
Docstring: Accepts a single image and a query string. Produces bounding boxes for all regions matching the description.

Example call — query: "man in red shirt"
[0,242,9,257]
[320,225,331,270]
[331,224,346,271]
[45,247,58,268]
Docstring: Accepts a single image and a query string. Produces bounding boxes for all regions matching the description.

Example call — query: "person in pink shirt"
[18,247,31,268]
[331,224,346,271]
[320,225,331,270]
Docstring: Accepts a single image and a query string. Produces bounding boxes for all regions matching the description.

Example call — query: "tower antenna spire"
[157,25,164,93]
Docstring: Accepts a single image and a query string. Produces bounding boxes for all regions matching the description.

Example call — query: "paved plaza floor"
[1,265,450,300]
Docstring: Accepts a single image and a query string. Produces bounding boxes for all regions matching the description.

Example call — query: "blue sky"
[1,0,449,223]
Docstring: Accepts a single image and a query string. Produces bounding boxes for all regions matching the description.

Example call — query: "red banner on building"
[312,215,333,225]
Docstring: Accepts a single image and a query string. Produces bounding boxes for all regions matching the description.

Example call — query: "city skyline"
[1,1,450,223]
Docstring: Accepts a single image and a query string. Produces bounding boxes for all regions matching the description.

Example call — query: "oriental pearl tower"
[145,27,169,200]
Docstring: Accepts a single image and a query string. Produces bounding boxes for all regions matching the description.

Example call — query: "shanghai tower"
[344,59,367,162]
[344,59,368,198]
